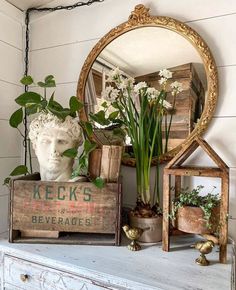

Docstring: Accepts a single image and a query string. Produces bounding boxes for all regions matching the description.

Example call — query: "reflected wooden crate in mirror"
[135,63,205,151]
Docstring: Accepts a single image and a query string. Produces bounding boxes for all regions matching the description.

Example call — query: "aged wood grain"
[162,173,171,252]
[100,145,122,182]
[12,181,118,233]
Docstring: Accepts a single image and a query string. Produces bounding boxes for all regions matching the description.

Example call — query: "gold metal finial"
[128,4,150,24]
[123,224,144,251]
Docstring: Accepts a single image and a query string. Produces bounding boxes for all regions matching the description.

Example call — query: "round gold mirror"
[77,4,218,166]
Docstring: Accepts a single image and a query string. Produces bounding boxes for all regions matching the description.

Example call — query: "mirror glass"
[84,26,207,155]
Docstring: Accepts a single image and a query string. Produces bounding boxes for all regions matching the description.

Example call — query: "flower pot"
[129,214,162,243]
[88,145,123,182]
[176,206,220,234]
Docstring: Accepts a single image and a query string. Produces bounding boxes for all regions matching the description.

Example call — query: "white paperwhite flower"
[170,81,184,95]
[162,100,172,110]
[127,77,135,86]
[106,67,122,82]
[109,88,119,101]
[147,87,156,95]
[118,80,127,90]
[147,87,160,99]
[134,81,147,93]
[101,85,113,98]
[101,86,119,101]
[159,69,173,79]
[159,77,167,85]
[117,77,135,90]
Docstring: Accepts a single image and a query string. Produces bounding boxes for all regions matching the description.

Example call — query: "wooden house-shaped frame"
[162,137,229,263]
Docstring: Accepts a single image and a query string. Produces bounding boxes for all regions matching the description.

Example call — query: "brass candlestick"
[191,240,215,266]
[122,225,144,251]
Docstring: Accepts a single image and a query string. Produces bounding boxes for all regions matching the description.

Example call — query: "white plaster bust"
[29,113,83,181]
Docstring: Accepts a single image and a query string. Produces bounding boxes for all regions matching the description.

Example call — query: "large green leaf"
[84,140,97,154]
[84,122,93,137]
[109,111,119,120]
[89,110,110,126]
[47,94,67,119]
[41,99,48,109]
[45,75,54,83]
[69,96,83,112]
[20,75,33,86]
[15,92,41,106]
[60,108,72,119]
[37,81,46,87]
[9,108,23,128]
[48,107,71,120]
[48,93,63,110]
[92,177,105,189]
[10,165,28,176]
[26,104,41,115]
[45,80,56,87]
[62,148,78,158]
[38,76,56,88]
[111,101,119,109]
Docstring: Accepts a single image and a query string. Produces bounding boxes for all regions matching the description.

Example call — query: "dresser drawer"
[3,255,110,290]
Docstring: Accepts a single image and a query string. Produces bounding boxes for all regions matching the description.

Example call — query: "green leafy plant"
[170,185,220,229]
[88,100,126,145]
[4,75,103,188]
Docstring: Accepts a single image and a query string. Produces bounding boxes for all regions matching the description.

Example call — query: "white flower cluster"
[101,85,119,101]
[101,67,182,110]
[170,81,184,95]
[158,68,173,86]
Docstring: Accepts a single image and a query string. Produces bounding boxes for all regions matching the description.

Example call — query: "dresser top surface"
[0,233,232,290]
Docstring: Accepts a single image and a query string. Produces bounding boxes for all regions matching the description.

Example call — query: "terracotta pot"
[176,206,220,234]
[129,214,162,243]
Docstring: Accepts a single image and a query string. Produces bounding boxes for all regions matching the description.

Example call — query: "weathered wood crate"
[9,173,122,245]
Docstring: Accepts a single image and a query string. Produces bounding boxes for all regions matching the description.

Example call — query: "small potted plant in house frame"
[170,185,221,235]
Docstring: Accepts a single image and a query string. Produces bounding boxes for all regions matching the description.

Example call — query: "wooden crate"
[9,173,122,245]
[135,63,205,151]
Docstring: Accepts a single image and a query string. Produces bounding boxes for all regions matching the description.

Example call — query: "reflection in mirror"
[85,27,207,155]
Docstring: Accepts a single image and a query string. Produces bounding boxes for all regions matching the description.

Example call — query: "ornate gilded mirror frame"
[77,4,218,166]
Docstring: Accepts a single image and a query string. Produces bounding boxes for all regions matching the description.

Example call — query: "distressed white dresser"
[0,233,233,290]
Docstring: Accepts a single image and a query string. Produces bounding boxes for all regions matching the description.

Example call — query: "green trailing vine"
[170,185,220,229]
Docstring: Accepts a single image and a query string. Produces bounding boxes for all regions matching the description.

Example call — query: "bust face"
[35,127,75,179]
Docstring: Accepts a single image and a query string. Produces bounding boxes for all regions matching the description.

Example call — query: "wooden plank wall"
[0,0,23,234]
[26,0,236,241]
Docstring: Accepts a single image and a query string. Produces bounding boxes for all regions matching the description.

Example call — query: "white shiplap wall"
[28,0,236,239]
[0,0,23,233]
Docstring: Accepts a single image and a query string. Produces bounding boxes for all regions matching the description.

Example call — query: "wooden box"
[135,63,205,151]
[9,173,122,245]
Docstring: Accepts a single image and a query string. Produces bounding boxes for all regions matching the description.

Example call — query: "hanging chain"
[23,0,104,169]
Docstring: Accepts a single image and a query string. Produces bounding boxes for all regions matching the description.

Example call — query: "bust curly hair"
[29,112,83,148]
